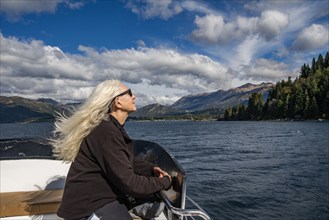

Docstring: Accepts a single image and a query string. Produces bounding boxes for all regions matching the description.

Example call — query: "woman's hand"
[153,166,172,182]
[153,166,166,177]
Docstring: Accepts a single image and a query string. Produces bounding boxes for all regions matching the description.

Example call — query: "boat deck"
[1,190,62,217]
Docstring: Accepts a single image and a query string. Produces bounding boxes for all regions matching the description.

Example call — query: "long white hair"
[50,80,121,162]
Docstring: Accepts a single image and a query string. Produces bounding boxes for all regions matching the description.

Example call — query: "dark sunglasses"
[114,89,133,98]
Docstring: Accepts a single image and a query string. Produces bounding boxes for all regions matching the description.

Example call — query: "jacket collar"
[109,115,131,141]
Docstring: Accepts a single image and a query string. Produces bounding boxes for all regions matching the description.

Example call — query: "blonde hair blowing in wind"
[50,80,121,162]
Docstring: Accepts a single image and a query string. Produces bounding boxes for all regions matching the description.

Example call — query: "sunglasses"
[114,89,133,98]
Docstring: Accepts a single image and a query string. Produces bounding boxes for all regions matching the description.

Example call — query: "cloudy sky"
[1,0,328,106]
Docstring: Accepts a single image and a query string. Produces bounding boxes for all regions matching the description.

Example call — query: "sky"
[1,0,328,106]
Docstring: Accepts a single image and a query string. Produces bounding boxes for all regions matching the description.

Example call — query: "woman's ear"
[113,97,123,109]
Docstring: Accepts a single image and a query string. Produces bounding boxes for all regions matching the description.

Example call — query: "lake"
[0,121,328,220]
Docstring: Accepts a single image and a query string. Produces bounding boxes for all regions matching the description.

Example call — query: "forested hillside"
[223,52,329,120]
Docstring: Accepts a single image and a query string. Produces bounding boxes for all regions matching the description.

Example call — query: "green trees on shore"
[223,52,329,121]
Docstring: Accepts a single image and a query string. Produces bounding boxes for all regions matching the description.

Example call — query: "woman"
[51,80,172,220]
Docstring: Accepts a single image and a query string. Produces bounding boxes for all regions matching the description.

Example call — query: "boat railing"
[132,140,212,220]
[158,191,212,220]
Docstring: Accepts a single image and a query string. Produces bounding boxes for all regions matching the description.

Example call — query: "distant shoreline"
[1,118,327,124]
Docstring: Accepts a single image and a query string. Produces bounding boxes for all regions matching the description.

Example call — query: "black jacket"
[57,115,171,219]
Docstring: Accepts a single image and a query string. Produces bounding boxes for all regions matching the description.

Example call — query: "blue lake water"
[1,121,328,220]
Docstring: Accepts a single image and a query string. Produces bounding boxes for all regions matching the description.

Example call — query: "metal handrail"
[158,191,212,220]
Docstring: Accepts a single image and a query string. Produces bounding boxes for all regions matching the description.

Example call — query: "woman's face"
[115,83,136,113]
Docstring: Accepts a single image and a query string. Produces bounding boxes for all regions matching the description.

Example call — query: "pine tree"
[324,52,329,69]
[232,106,238,120]
[224,108,232,120]
[247,93,263,120]
[294,84,304,118]
[283,94,290,118]
[305,96,319,118]
[237,105,247,120]
[303,90,310,117]
[300,64,311,78]
[317,68,329,117]
[287,76,293,87]
[316,54,324,70]
[312,57,316,73]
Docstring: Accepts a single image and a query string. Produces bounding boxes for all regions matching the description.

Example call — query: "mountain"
[171,82,273,111]
[0,96,65,123]
[131,103,175,118]
[132,82,273,118]
[37,98,59,105]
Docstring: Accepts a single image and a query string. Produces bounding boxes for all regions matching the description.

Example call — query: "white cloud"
[0,0,60,14]
[129,81,185,106]
[125,0,220,20]
[218,34,277,73]
[78,46,232,92]
[125,0,183,20]
[0,35,92,80]
[245,0,329,23]
[239,58,293,82]
[292,24,329,51]
[0,34,233,104]
[190,10,288,44]
[234,35,265,66]
[0,0,85,21]
[258,10,289,40]
[191,14,234,44]
[180,0,217,15]
[236,16,259,35]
